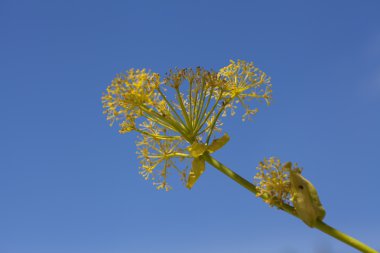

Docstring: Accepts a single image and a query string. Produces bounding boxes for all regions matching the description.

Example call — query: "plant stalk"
[202,153,378,253]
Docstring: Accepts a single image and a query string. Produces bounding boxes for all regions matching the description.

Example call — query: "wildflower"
[101,61,378,253]
[254,158,326,227]
[102,60,272,190]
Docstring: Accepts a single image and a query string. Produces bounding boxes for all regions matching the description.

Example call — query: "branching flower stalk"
[102,60,378,252]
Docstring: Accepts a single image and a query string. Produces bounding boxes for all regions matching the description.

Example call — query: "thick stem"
[202,153,378,253]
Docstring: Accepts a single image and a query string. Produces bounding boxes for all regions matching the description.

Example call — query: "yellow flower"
[254,157,301,206]
[136,121,189,191]
[102,60,273,190]
[218,60,272,121]
[101,69,160,134]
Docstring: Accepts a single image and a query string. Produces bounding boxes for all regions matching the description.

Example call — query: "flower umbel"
[102,69,161,134]
[102,61,378,253]
[218,60,272,121]
[254,157,301,207]
[102,60,272,190]
[136,121,189,191]
[254,157,326,227]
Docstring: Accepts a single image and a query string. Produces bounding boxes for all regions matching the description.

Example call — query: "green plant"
[102,60,377,252]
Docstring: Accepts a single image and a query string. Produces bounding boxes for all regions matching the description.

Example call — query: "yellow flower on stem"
[101,60,378,253]
[102,61,272,190]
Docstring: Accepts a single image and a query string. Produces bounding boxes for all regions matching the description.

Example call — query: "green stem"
[135,129,181,140]
[194,87,213,132]
[157,88,187,127]
[139,106,191,143]
[205,98,231,144]
[194,91,222,135]
[314,221,378,253]
[202,153,378,253]
[176,88,192,131]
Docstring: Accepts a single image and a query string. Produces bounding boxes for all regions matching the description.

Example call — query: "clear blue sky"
[1,1,379,252]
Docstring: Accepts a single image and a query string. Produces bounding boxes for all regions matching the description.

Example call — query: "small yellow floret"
[254,157,301,206]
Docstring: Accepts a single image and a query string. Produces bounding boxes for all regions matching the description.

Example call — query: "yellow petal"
[186,157,206,189]
[188,142,208,158]
[207,133,230,153]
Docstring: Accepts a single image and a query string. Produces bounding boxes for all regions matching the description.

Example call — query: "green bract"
[290,170,326,227]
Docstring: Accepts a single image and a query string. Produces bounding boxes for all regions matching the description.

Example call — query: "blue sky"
[1,1,380,252]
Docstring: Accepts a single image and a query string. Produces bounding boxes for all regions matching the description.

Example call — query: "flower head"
[102,69,161,133]
[254,157,301,206]
[102,60,272,190]
[136,121,188,191]
[218,60,272,121]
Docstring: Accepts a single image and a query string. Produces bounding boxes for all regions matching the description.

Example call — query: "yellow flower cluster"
[218,60,272,121]
[254,157,301,206]
[102,60,273,190]
[102,69,160,134]
[136,121,188,191]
